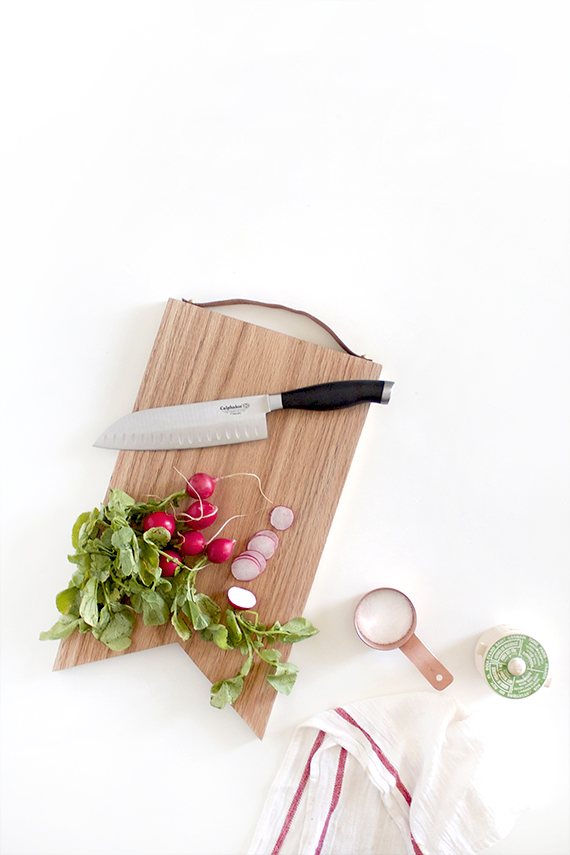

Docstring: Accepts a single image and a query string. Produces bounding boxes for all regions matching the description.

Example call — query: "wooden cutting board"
[53,299,384,737]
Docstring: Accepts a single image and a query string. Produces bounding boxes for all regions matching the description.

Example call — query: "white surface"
[1,2,568,854]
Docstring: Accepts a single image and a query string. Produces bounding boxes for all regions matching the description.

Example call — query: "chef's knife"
[93,379,394,451]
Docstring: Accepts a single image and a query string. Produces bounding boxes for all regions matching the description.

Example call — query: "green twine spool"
[474,625,551,699]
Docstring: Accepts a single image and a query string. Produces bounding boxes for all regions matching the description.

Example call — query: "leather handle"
[184,298,370,359]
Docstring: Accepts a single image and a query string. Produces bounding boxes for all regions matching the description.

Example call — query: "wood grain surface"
[53,299,383,737]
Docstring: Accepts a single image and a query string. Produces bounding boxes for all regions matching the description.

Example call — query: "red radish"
[143,511,176,536]
[159,549,181,577]
[246,534,277,559]
[206,538,236,564]
[227,586,257,610]
[178,530,205,556]
[240,549,267,572]
[230,555,264,581]
[269,505,295,531]
[253,529,280,548]
[185,500,218,530]
[185,472,216,500]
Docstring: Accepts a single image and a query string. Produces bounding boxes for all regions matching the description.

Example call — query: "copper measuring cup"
[354,587,453,690]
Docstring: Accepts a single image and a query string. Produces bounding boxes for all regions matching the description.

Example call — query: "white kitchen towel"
[248,692,524,855]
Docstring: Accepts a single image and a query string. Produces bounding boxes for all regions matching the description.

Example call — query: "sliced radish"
[246,534,277,559]
[227,586,257,610]
[230,555,264,581]
[253,529,280,548]
[240,549,267,572]
[269,505,295,531]
[236,550,263,570]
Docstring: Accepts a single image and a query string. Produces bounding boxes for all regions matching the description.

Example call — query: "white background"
[1,2,568,854]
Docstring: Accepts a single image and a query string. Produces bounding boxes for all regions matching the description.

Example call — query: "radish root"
[205,504,268,544]
[215,472,274,504]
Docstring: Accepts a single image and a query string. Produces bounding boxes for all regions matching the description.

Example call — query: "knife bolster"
[268,393,284,412]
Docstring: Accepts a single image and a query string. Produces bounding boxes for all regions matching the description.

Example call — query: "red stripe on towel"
[314,746,348,855]
[271,729,326,855]
[334,708,424,855]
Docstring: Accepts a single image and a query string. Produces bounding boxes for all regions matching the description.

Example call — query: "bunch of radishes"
[142,471,295,611]
[139,472,232,577]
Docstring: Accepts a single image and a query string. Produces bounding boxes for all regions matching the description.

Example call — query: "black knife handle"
[281,380,393,410]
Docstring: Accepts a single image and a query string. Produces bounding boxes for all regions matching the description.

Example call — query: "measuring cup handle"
[399,634,454,690]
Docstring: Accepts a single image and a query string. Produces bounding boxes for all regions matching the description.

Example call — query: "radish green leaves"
[41,487,318,708]
[210,613,316,708]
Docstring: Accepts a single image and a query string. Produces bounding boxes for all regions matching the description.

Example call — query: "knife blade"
[93,379,394,451]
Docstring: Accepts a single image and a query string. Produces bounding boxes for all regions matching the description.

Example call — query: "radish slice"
[270,505,295,531]
[240,549,267,572]
[253,529,280,548]
[230,556,264,581]
[246,534,277,559]
[227,586,257,610]
[236,550,263,570]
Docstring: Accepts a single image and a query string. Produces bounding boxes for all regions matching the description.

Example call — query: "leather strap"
[184,298,369,359]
